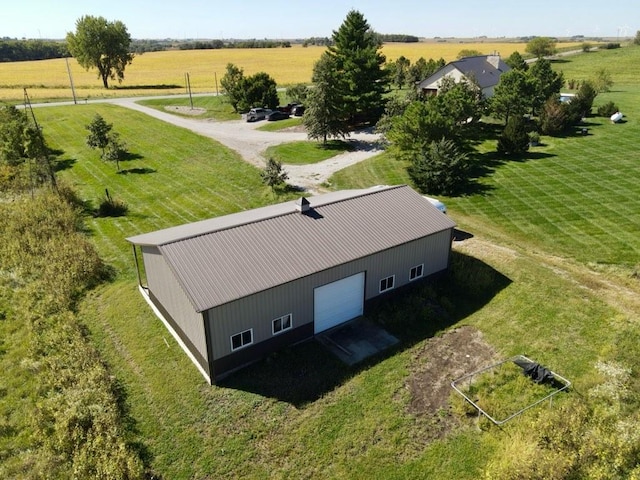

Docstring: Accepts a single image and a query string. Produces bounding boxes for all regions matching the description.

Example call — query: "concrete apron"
[317,318,399,366]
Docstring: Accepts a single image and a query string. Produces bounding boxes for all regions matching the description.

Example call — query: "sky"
[2,0,638,40]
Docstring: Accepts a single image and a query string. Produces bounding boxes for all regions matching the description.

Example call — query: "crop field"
[0,40,590,103]
[2,44,639,478]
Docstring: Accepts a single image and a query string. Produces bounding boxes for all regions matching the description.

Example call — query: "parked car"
[267,110,290,121]
[423,196,447,214]
[276,103,299,114]
[245,108,272,122]
[291,105,305,116]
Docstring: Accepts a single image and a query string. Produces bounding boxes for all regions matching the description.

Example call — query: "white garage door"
[314,272,365,334]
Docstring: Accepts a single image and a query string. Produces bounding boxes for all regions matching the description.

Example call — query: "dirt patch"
[164,105,206,116]
[407,326,498,416]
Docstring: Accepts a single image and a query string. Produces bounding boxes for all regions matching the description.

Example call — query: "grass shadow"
[221,250,511,407]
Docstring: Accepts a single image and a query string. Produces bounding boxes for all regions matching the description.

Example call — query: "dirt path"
[113,98,383,193]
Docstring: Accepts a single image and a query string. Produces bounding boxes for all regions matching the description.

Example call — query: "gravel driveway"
[113,98,383,193]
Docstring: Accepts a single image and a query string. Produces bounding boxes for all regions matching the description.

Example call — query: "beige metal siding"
[142,246,208,362]
[205,229,452,359]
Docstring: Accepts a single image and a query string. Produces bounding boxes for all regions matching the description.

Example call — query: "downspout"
[132,245,144,288]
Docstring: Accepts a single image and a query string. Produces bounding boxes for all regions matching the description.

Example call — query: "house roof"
[127,185,456,312]
[418,55,510,91]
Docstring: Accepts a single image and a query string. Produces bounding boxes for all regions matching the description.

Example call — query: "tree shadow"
[117,167,156,175]
[112,84,182,90]
[54,157,77,172]
[121,152,145,162]
[220,251,511,408]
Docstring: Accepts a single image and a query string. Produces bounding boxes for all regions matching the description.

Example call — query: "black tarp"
[513,358,556,384]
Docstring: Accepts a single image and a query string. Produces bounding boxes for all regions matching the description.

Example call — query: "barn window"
[379,275,395,293]
[231,329,253,351]
[410,264,424,281]
[272,314,292,335]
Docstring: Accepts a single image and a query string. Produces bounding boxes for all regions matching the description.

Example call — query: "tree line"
[0,38,68,62]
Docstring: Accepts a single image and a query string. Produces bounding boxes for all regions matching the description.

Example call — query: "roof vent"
[295,197,310,213]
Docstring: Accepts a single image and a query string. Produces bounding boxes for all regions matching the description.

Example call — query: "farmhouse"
[127,185,456,383]
[418,54,510,98]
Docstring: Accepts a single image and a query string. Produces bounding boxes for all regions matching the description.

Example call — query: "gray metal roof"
[418,55,510,90]
[128,185,456,312]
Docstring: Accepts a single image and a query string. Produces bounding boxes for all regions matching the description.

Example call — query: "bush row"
[0,186,147,479]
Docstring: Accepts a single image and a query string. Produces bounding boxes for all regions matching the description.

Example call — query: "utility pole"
[65,57,77,105]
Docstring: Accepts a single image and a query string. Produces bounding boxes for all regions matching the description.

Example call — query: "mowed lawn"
[25,45,640,479]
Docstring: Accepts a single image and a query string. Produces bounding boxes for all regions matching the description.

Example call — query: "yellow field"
[0,41,580,102]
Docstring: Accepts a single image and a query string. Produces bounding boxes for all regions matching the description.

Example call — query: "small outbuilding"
[418,54,510,98]
[127,185,456,383]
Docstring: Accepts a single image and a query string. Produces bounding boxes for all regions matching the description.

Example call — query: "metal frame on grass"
[450,354,571,425]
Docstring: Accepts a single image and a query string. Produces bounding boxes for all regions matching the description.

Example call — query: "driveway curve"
[111,97,383,193]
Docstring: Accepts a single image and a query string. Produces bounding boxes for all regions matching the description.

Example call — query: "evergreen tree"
[390,56,411,89]
[528,58,564,113]
[505,51,529,71]
[260,158,288,191]
[328,10,389,125]
[407,138,471,195]
[497,115,530,156]
[304,53,350,144]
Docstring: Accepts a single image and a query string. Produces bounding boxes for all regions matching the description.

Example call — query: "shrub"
[603,42,621,49]
[597,101,620,117]
[96,189,128,217]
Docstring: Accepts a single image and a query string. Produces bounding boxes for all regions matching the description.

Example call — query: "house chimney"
[295,197,310,213]
[487,52,500,69]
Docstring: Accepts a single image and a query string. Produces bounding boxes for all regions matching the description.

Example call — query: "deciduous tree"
[490,69,534,124]
[592,68,613,93]
[220,63,245,112]
[239,72,279,112]
[286,84,310,104]
[66,15,133,89]
[86,114,112,156]
[457,49,483,59]
[525,37,556,58]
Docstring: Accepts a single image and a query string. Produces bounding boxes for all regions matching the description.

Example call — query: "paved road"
[41,95,383,193]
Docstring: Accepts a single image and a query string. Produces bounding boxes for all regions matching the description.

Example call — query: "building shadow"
[220,250,511,407]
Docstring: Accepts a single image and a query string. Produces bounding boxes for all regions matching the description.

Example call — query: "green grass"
[256,116,303,131]
[329,50,640,271]
[264,139,353,165]
[6,44,637,478]
[138,94,240,121]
